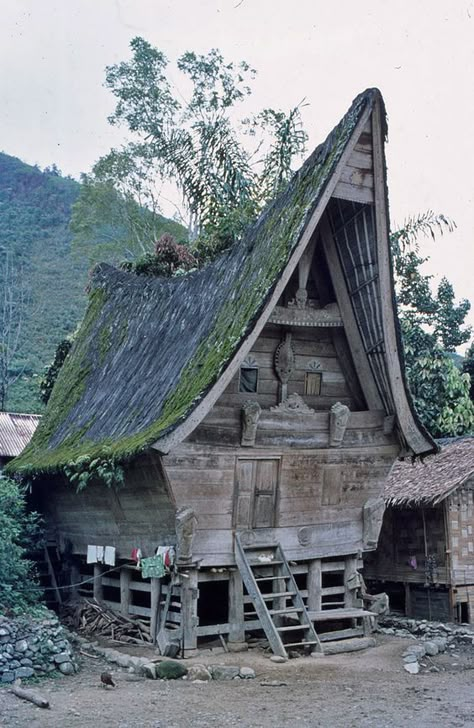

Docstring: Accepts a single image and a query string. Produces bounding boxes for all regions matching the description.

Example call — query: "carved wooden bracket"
[241,401,261,447]
[329,401,350,447]
[362,497,385,550]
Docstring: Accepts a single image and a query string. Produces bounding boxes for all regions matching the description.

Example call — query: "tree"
[462,342,474,402]
[0,248,30,410]
[391,212,474,437]
[71,38,307,264]
[0,477,43,615]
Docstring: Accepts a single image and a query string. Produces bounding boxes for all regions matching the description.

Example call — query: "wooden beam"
[371,99,433,455]
[93,563,104,602]
[181,569,199,655]
[228,570,245,644]
[150,578,162,645]
[307,559,322,612]
[120,568,131,617]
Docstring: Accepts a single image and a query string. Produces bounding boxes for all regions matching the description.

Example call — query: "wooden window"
[304,371,322,396]
[239,366,258,393]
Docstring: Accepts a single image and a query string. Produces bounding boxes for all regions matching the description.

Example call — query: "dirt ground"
[1,636,473,728]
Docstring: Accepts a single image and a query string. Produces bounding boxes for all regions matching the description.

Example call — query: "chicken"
[100,672,116,688]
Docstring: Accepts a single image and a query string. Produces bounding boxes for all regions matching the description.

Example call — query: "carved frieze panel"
[270,393,315,415]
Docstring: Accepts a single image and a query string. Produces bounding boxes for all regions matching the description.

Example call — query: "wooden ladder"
[235,534,323,658]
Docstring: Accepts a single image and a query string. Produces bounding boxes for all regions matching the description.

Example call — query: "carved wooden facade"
[13,89,435,654]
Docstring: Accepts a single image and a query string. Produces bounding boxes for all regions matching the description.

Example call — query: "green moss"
[8,91,371,478]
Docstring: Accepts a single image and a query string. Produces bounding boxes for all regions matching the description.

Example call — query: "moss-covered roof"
[11,88,384,475]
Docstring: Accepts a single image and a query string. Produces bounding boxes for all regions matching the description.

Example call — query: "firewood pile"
[61,598,153,644]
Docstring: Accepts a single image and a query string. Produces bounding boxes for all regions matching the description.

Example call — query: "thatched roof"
[0,412,40,458]
[385,437,474,507]
[10,88,433,476]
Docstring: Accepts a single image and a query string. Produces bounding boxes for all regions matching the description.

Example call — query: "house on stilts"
[364,436,474,623]
[10,88,436,657]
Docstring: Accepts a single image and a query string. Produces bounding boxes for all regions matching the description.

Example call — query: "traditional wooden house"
[0,412,40,468]
[364,437,474,623]
[10,88,436,657]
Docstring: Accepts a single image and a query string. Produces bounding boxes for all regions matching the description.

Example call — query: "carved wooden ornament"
[329,401,350,447]
[241,401,261,447]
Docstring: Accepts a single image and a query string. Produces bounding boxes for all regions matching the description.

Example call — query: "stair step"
[261,591,296,600]
[255,575,289,582]
[242,543,279,550]
[244,606,303,618]
[309,608,375,621]
[284,641,319,648]
[271,607,303,616]
[249,560,284,567]
[277,625,310,632]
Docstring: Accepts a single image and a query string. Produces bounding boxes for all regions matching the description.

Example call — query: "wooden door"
[234,458,279,529]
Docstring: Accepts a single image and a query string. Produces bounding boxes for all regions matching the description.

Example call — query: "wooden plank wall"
[332,121,374,205]
[165,441,397,566]
[212,323,355,413]
[364,506,449,585]
[38,451,176,558]
[447,479,474,585]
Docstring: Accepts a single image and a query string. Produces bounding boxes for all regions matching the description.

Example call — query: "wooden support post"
[405,582,412,617]
[344,555,359,609]
[93,563,104,601]
[70,562,81,600]
[228,570,245,645]
[181,569,198,656]
[150,577,162,645]
[120,567,131,617]
[307,559,322,612]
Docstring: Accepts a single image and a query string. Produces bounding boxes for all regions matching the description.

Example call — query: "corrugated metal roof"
[385,436,474,507]
[0,412,41,458]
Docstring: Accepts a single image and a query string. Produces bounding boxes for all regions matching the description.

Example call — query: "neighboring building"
[0,412,40,468]
[364,437,474,623]
[9,88,435,657]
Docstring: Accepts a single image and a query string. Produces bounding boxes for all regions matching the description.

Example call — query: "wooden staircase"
[235,534,322,658]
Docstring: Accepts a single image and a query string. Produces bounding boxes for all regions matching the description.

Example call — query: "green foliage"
[72,38,307,261]
[462,342,474,401]
[391,212,473,437]
[0,477,43,614]
[63,452,124,491]
[0,152,186,414]
[121,233,196,277]
[401,321,474,437]
[39,339,73,405]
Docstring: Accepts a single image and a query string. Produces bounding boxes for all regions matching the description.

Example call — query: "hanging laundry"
[141,553,167,579]
[104,546,116,566]
[155,546,175,569]
[130,547,142,566]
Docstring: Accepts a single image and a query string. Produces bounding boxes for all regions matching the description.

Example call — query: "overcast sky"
[1,0,473,341]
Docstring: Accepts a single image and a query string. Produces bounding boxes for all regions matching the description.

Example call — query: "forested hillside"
[0,152,185,413]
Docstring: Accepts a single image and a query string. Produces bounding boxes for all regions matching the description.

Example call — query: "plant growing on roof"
[71,37,308,264]
[121,233,197,277]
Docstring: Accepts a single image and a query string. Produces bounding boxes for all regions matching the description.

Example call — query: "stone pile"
[0,614,77,684]
[377,615,474,644]
[376,615,474,675]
